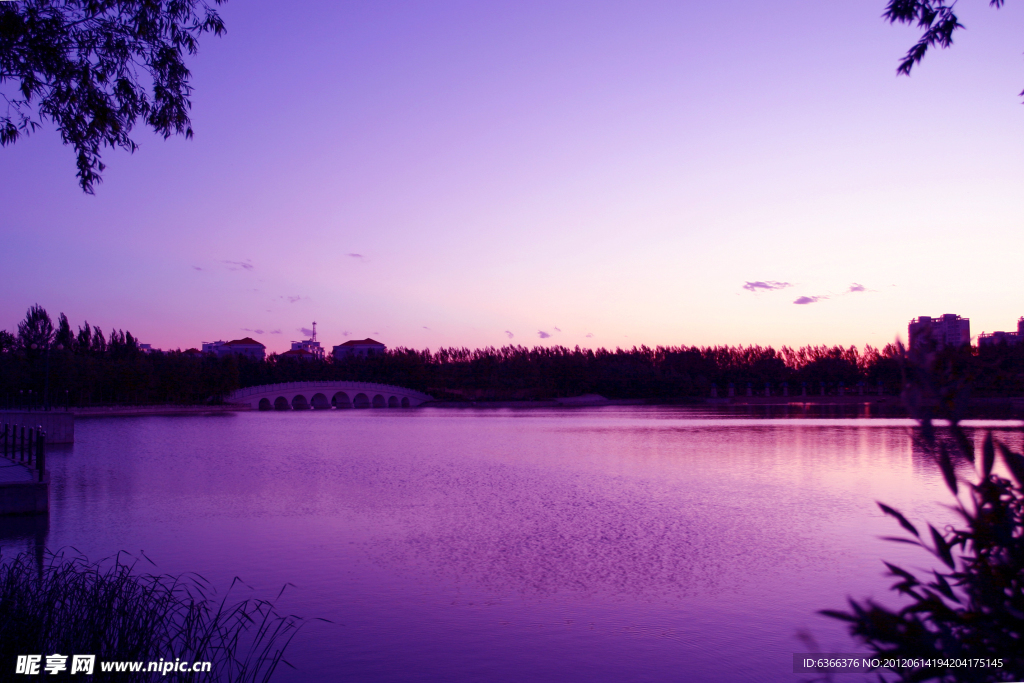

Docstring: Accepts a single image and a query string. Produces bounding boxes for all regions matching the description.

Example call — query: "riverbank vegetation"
[0,550,301,682]
[5,305,1024,405]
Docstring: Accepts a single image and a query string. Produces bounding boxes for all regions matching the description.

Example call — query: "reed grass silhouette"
[0,549,306,682]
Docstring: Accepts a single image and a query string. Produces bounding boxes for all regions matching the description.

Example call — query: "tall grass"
[0,550,304,682]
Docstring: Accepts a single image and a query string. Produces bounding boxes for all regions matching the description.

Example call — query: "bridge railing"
[229,381,432,402]
[1,422,46,482]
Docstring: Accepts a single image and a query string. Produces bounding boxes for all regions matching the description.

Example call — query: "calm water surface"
[3,407,1019,682]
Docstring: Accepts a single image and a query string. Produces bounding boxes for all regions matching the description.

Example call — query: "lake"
[2,406,1018,682]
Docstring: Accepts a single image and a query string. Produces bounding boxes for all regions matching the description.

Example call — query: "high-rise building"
[908,314,970,350]
[977,316,1024,347]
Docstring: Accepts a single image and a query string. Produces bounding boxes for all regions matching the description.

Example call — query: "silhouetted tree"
[5,304,1024,408]
[75,320,91,352]
[54,312,73,349]
[0,0,227,192]
[90,325,105,354]
[884,1,1019,96]
[16,303,52,350]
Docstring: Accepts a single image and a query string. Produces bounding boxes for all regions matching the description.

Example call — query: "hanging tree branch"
[0,0,226,193]
[883,1,1021,97]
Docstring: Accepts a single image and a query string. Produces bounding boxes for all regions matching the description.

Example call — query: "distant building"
[288,340,324,359]
[280,348,317,361]
[908,314,971,350]
[333,338,387,359]
[201,337,266,361]
[289,322,324,360]
[978,317,1024,347]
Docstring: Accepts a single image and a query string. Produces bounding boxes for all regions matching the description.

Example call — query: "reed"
[0,550,303,682]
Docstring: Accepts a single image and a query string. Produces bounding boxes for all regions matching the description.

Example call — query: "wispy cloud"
[342,331,350,337]
[586,333,593,338]
[538,330,551,339]
[743,281,791,292]
[269,329,282,335]
[347,253,365,261]
[191,266,203,271]
[300,327,314,337]
[783,283,869,305]
[281,295,304,304]
[222,260,254,271]
[504,330,514,339]
[554,327,561,332]
[242,328,265,335]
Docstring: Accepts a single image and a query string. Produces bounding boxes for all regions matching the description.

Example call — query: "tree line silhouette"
[4,305,1024,406]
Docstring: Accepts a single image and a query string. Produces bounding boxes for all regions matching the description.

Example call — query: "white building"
[201,337,267,360]
[908,314,971,350]
[333,338,387,359]
[288,322,325,360]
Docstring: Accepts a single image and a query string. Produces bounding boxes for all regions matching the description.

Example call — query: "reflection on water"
[362,456,828,602]
[0,512,47,558]
[3,407,1018,682]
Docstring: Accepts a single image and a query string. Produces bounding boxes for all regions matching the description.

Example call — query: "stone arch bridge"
[228,381,433,411]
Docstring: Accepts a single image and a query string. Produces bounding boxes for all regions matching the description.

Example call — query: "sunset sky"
[2,0,1023,354]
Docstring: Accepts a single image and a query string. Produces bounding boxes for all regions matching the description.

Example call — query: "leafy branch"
[882,1,1020,98]
[0,0,226,192]
[824,422,1024,682]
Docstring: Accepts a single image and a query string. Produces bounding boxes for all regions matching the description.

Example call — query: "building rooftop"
[226,337,265,347]
[337,338,385,347]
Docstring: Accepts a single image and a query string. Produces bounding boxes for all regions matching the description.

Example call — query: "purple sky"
[2,1,1023,353]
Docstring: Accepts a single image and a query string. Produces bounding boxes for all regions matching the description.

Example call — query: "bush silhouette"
[823,422,1024,682]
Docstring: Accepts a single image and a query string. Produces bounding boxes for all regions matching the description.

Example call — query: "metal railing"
[1,422,46,482]
[2,392,70,412]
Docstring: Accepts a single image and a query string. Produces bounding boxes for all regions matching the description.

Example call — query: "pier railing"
[1,422,46,482]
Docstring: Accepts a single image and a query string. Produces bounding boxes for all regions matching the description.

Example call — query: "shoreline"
[72,405,251,418]
[10,394,1022,416]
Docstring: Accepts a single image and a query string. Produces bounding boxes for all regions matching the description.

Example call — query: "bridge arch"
[227,381,433,412]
